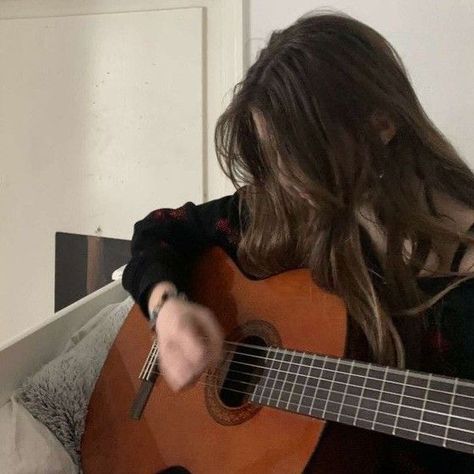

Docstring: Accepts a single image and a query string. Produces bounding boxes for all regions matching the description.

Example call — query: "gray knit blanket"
[15,297,134,469]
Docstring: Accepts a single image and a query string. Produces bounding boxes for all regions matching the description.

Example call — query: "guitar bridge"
[130,339,159,420]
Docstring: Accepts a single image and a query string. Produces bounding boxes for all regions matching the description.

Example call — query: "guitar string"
[138,342,474,444]
[250,366,472,428]
[147,363,474,425]
[139,345,153,379]
[147,337,474,391]
[147,358,474,416]
[224,339,474,390]
[206,375,474,437]
[143,340,474,401]
[138,375,474,449]
[141,341,158,380]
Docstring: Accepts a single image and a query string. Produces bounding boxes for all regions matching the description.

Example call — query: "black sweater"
[122,191,474,471]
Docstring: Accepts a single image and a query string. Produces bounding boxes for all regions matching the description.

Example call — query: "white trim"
[206,0,247,200]
[0,1,234,19]
[220,0,246,105]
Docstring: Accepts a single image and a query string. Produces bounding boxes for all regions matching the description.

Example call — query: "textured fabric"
[15,297,133,469]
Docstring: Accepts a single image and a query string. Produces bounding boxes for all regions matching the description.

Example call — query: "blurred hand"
[149,286,224,392]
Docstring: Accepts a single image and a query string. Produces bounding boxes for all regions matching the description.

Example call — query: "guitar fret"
[361,366,386,429]
[416,373,432,441]
[355,363,384,429]
[403,375,446,445]
[288,351,307,412]
[274,349,294,409]
[309,355,328,418]
[337,359,355,423]
[444,378,459,448]
[372,366,389,431]
[371,370,402,435]
[394,373,428,440]
[317,358,341,419]
[280,349,301,411]
[353,363,370,427]
[269,348,288,407]
[392,370,409,435]
[321,359,341,419]
[254,347,278,405]
[336,362,366,424]
[298,354,322,416]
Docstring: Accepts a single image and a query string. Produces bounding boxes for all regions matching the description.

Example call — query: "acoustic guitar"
[81,248,474,473]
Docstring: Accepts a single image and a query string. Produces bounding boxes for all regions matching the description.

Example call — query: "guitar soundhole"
[205,318,281,426]
[219,335,267,408]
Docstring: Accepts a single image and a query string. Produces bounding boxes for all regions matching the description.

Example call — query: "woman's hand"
[149,285,224,392]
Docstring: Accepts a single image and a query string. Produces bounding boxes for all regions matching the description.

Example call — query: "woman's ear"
[371,111,397,145]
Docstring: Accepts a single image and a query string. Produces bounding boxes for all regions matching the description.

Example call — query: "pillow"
[15,297,133,468]
[0,396,77,473]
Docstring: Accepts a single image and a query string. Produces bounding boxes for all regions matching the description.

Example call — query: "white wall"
[248,0,474,167]
[0,0,244,347]
[0,7,205,347]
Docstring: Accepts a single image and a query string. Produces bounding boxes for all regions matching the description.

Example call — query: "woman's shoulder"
[417,275,474,337]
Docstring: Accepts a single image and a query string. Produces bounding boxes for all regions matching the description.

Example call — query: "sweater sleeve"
[439,279,474,381]
[122,189,245,317]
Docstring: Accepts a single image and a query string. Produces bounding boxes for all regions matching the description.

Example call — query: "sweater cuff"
[123,251,188,319]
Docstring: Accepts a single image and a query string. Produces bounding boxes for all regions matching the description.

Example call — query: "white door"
[0,0,244,345]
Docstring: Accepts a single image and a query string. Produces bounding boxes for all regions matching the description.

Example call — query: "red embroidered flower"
[427,328,451,355]
[216,218,232,235]
[152,209,167,220]
[152,207,187,221]
[216,218,239,244]
[169,207,187,220]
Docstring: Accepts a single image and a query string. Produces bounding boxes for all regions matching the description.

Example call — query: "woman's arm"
[122,189,244,318]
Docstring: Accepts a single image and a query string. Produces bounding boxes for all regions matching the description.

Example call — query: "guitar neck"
[250,347,474,455]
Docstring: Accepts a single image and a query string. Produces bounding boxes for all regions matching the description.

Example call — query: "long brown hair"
[214,10,474,366]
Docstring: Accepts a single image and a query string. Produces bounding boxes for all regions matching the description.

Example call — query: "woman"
[123,11,474,472]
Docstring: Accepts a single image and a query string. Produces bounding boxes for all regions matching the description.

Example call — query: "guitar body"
[81,248,379,473]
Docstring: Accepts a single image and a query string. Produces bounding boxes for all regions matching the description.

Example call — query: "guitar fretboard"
[250,347,474,454]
